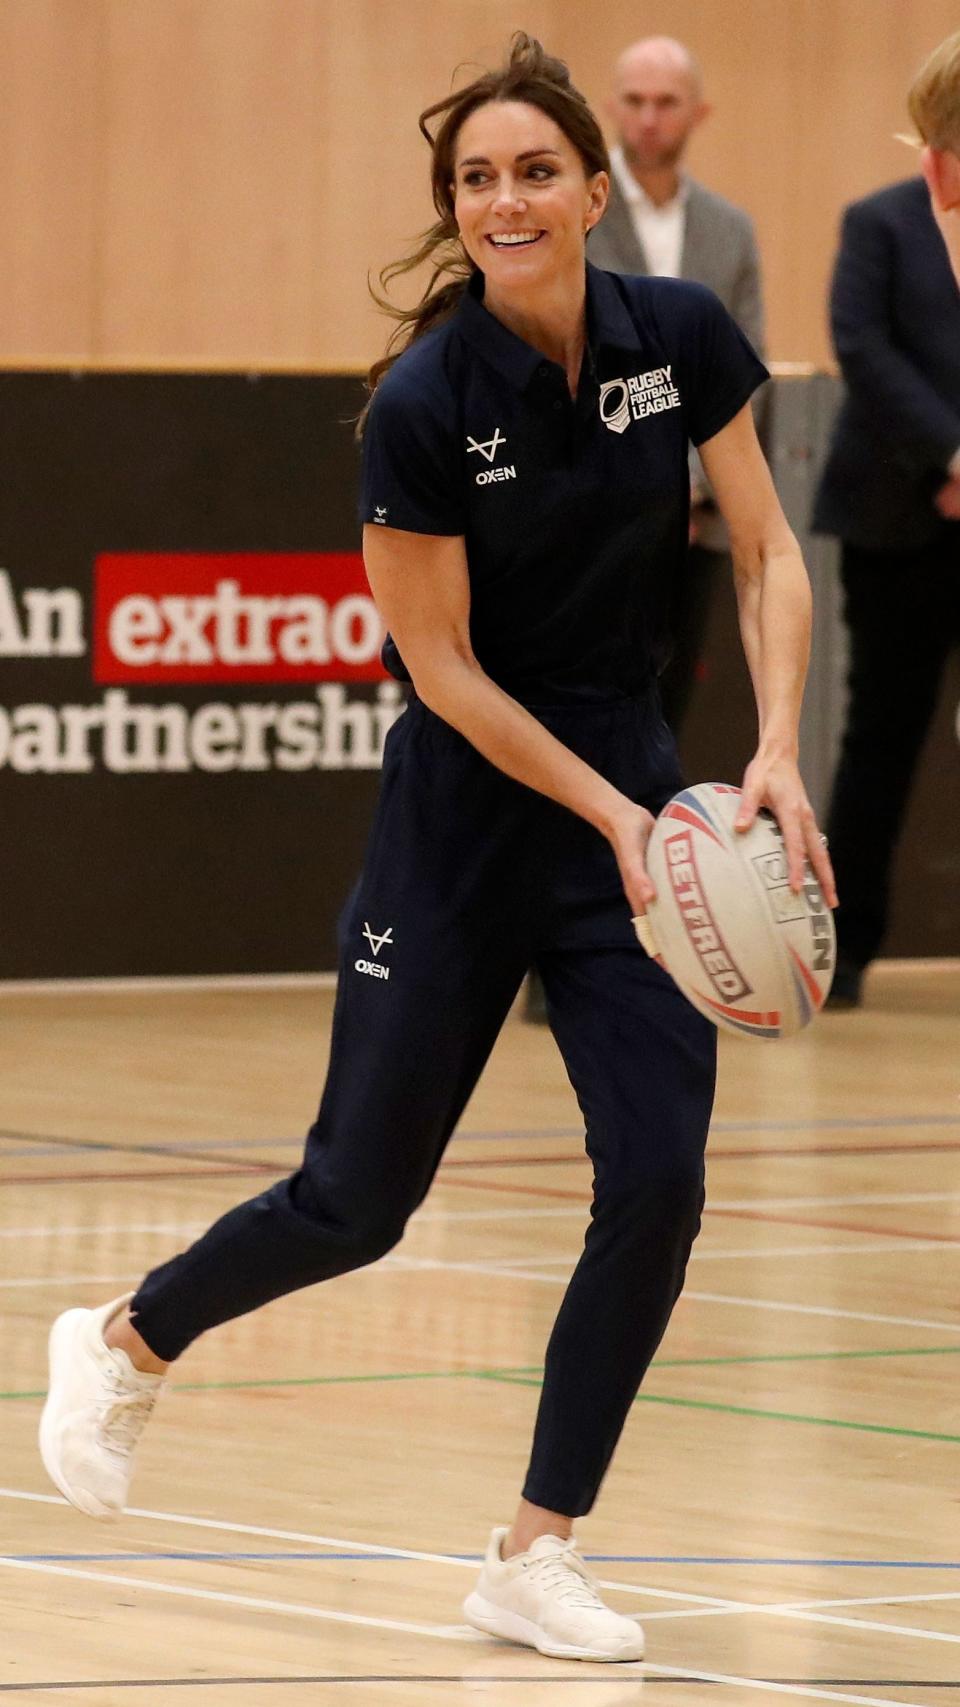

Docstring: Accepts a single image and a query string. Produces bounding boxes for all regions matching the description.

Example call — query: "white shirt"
[609,144,688,278]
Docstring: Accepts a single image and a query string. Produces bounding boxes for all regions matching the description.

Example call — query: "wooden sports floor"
[2,962,959,1706]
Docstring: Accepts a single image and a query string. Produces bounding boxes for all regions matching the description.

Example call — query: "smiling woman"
[362,34,610,409]
[39,30,834,1677]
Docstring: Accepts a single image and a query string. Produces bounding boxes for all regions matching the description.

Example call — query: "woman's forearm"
[413,653,636,839]
[734,539,812,755]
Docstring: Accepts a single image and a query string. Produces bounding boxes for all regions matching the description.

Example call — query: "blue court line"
[2,1115,959,1161]
[455,1117,960,1138]
[6,1551,959,1568]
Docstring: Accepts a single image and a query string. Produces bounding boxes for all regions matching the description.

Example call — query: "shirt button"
[537,364,550,378]
[553,399,563,411]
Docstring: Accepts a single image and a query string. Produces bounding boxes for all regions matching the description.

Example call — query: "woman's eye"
[462,170,488,188]
[528,164,555,180]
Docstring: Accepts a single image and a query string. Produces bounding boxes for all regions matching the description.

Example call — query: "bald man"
[588,35,767,734]
[909,29,960,287]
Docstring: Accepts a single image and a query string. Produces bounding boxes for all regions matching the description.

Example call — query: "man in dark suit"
[813,177,960,1006]
[588,35,767,735]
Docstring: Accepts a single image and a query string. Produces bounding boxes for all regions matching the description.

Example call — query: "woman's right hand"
[606,801,658,919]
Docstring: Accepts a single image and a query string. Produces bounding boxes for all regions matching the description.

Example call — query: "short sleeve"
[662,281,769,448]
[359,367,465,536]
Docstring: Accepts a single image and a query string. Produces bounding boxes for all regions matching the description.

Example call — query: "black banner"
[0,371,394,979]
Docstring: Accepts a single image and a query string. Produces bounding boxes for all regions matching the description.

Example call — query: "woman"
[40,36,834,1665]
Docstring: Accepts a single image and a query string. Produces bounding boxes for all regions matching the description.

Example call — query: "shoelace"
[97,1369,160,1455]
[523,1543,608,1610]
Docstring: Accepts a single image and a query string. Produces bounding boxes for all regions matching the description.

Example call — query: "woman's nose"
[492,177,527,213]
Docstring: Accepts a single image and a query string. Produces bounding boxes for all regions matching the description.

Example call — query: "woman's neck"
[482,273,588,396]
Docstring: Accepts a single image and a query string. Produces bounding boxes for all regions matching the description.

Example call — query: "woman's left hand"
[735,751,838,907]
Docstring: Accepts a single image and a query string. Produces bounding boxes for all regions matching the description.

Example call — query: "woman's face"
[451,100,607,296]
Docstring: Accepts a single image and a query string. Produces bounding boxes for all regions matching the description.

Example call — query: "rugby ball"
[638,782,835,1039]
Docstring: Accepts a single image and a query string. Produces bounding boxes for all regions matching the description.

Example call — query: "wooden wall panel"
[0,0,103,359]
[0,0,956,368]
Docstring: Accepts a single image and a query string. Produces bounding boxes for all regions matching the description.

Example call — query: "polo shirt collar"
[585,261,646,357]
[455,264,644,392]
[455,271,545,391]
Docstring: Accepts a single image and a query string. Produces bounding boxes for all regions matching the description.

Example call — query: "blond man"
[909,29,960,285]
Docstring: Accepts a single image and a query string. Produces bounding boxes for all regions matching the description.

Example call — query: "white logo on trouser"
[356,921,393,980]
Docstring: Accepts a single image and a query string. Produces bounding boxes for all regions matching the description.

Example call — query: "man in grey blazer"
[589,35,767,731]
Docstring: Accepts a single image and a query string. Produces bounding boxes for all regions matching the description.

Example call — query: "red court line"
[438,1176,960,1243]
[439,1174,586,1201]
[440,1151,584,1170]
[4,1136,960,1191]
[708,1139,960,1161]
[707,1206,960,1243]
[442,1136,960,1169]
[0,1165,279,1186]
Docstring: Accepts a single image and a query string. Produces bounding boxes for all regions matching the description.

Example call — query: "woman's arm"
[362,523,656,915]
[699,403,837,905]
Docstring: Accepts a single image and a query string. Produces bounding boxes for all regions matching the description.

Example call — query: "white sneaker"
[39,1294,164,1520]
[463,1527,645,1661]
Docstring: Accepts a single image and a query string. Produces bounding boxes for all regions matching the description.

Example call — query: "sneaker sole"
[39,1310,120,1522]
[462,1590,645,1662]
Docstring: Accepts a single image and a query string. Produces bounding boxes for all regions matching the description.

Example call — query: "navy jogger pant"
[132,691,717,1516]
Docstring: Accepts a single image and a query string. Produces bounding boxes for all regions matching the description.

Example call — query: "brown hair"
[357,32,609,433]
[908,30,960,154]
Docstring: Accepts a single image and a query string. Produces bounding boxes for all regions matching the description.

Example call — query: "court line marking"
[1,1551,955,1701]
[685,1289,960,1335]
[6,1233,960,1293]
[0,1671,938,1707]
[0,972,338,996]
[420,1239,960,1266]
[4,1343,960,1405]
[3,1488,959,1634]
[9,1550,960,1569]
[9,1678,940,1696]
[4,1186,960,1237]
[375,1256,960,1336]
[707,1207,960,1246]
[473,1378,960,1447]
[4,1265,959,1339]
[691,1239,960,1261]
[0,1223,211,1240]
[0,1167,278,1187]
[2,1376,957,1445]
[647,1663,937,1707]
[0,1555,476,1642]
[0,1274,141,1291]
[6,1233,959,1292]
[0,1488,517,1570]
[780,1591,960,1613]
[7,1142,960,1189]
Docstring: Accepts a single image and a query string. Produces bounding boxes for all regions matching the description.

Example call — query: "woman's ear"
[584,170,609,233]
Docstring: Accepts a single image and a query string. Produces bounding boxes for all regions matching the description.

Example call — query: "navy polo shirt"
[360,262,767,702]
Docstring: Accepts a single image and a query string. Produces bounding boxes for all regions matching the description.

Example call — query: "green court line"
[0,1369,477,1402]
[475,1372,960,1444]
[632,1392,960,1444]
[3,1343,960,1404]
[656,1344,960,1369]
